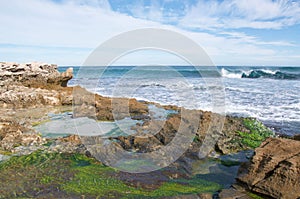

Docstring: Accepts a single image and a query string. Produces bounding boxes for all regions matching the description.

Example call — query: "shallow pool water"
[33,104,177,138]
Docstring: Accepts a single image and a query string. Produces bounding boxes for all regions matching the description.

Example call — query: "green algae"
[0,151,222,198]
[238,118,274,148]
[0,150,59,169]
[220,159,241,167]
[247,192,265,199]
[113,159,160,172]
[40,175,55,184]
[0,151,74,198]
[62,162,221,198]
[0,150,13,156]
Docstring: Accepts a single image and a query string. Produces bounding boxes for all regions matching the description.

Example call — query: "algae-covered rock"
[216,118,274,154]
[0,151,222,198]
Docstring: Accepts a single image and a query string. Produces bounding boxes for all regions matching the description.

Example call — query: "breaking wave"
[221,68,300,80]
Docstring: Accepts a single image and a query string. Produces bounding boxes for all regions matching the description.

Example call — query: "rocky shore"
[238,137,300,198]
[0,62,299,198]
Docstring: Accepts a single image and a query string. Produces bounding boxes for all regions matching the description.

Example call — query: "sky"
[0,0,300,66]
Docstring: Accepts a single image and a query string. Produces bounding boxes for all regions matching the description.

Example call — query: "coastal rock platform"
[0,62,299,198]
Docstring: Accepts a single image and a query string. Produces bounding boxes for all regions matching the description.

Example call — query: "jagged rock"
[48,139,87,154]
[114,110,252,156]
[58,134,81,145]
[0,62,73,88]
[237,138,300,199]
[0,119,46,151]
[73,86,149,121]
[118,134,162,152]
[0,62,73,108]
[0,119,28,140]
[0,85,75,108]
[60,67,73,87]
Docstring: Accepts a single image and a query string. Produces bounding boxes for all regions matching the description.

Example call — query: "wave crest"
[242,70,299,80]
[220,68,242,78]
[221,68,300,80]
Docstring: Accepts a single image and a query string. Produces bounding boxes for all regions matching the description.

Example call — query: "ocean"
[59,66,300,136]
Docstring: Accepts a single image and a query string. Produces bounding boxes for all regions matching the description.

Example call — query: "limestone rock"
[60,67,73,87]
[48,138,87,154]
[0,62,73,88]
[119,134,162,152]
[58,134,82,145]
[0,119,46,151]
[0,84,63,108]
[237,137,300,199]
[0,62,74,108]
[73,86,149,121]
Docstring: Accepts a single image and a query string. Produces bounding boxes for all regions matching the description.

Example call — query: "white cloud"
[0,0,299,65]
[0,0,161,48]
[219,31,295,46]
[179,0,300,30]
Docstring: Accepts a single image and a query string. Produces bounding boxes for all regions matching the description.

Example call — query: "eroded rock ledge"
[237,137,300,199]
[220,138,300,199]
[0,62,74,108]
[0,62,73,88]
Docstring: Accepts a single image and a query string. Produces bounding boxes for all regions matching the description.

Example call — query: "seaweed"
[238,118,274,148]
[0,151,221,198]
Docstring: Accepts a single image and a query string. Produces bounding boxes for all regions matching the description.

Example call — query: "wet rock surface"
[218,185,254,199]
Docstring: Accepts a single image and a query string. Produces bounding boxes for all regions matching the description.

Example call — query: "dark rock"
[218,185,253,199]
[293,134,300,141]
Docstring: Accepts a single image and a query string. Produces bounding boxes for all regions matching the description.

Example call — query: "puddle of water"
[34,104,178,138]
[191,150,253,188]
[33,111,144,138]
[148,104,178,120]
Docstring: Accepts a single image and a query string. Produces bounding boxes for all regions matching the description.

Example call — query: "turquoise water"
[33,113,143,138]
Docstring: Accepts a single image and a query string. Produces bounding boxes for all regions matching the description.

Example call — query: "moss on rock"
[0,151,222,198]
[238,118,274,148]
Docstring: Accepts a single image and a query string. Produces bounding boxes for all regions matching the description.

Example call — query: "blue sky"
[0,0,300,66]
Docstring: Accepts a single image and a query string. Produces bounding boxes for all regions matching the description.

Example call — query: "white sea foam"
[220,68,241,78]
[261,69,279,75]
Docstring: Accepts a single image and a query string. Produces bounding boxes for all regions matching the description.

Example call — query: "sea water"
[59,66,300,136]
